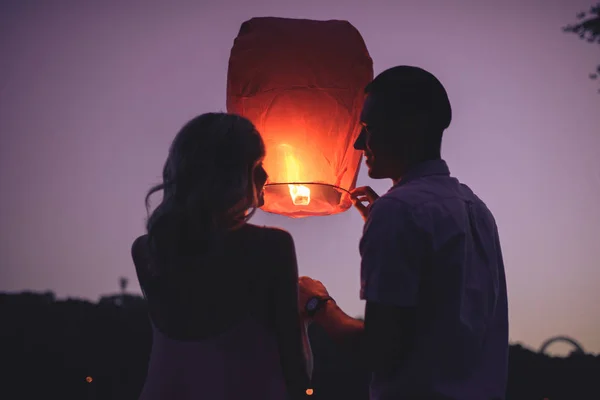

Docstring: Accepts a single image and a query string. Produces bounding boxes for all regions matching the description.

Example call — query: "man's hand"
[350,186,380,222]
[298,276,330,317]
[299,277,365,346]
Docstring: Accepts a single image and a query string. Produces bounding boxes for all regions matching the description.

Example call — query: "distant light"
[306,388,314,396]
[86,376,93,383]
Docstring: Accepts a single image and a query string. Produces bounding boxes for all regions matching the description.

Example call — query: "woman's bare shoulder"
[131,234,150,265]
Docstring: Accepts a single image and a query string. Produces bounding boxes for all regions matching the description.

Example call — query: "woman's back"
[133,113,310,399]
[139,315,287,399]
[132,223,308,400]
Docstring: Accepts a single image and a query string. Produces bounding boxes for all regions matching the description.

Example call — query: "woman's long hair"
[144,113,265,275]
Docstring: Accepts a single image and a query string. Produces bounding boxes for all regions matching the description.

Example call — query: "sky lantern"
[227,17,373,218]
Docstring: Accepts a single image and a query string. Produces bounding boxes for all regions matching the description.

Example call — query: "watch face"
[306,297,319,311]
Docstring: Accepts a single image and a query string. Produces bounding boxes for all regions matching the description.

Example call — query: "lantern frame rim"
[264,182,352,195]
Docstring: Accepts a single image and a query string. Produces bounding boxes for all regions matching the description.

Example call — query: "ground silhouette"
[0,291,598,400]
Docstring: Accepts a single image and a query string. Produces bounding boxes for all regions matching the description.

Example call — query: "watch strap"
[306,296,334,317]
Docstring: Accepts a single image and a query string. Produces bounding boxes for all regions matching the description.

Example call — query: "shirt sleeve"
[359,197,423,307]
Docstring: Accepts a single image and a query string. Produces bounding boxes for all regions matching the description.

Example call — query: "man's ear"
[404,112,431,132]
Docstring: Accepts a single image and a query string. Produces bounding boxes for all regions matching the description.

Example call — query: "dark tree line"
[0,291,598,400]
[564,3,600,91]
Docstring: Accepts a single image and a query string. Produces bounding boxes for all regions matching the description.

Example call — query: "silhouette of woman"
[131,113,312,400]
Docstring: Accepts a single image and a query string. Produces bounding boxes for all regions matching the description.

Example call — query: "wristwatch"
[305,296,334,317]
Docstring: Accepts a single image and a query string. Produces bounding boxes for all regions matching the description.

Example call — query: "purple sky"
[1,0,599,356]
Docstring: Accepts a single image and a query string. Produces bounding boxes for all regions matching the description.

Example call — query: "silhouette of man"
[299,66,509,400]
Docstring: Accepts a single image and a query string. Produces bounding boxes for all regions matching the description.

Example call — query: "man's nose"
[354,128,366,150]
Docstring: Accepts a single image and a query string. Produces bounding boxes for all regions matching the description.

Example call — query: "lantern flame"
[288,184,310,205]
[282,145,311,206]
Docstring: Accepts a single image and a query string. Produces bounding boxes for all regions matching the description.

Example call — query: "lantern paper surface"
[227,17,373,218]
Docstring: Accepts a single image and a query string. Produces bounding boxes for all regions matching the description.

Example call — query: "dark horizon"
[2,290,598,400]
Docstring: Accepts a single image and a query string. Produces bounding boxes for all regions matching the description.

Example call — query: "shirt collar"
[391,159,450,190]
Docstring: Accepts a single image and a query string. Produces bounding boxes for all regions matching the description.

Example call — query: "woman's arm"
[268,229,311,400]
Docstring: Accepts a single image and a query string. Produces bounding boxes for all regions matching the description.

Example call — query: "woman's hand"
[350,186,380,222]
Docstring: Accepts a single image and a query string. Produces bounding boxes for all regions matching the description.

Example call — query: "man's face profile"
[356,93,400,180]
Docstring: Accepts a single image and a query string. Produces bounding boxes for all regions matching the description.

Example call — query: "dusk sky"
[1,0,599,356]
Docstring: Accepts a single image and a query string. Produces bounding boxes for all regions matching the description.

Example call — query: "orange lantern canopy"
[227,17,373,218]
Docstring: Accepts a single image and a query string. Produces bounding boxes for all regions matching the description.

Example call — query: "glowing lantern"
[227,17,373,218]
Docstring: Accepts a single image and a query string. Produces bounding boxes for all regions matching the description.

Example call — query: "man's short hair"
[365,66,452,131]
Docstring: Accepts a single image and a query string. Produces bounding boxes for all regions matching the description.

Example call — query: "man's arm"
[299,184,378,343]
[312,298,364,346]
[358,197,423,372]
[298,195,423,371]
[308,296,415,372]
[297,276,366,358]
